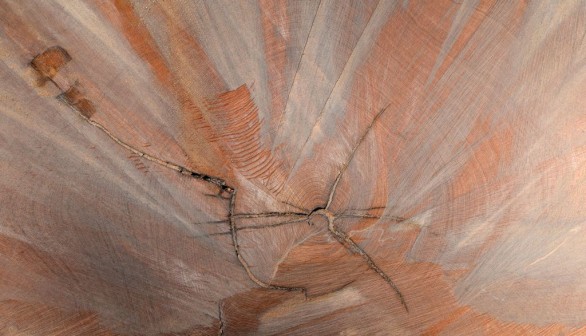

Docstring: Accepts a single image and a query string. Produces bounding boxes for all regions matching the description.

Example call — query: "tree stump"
[1,1,585,335]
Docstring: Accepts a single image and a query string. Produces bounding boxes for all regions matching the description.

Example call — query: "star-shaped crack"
[31,46,408,314]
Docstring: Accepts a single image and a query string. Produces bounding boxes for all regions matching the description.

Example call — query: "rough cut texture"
[1,0,585,335]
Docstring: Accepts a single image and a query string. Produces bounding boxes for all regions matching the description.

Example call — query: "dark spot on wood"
[219,187,233,199]
[58,85,96,118]
[308,207,330,227]
[30,46,71,80]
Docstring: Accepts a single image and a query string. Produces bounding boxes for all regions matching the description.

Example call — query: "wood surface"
[1,0,586,335]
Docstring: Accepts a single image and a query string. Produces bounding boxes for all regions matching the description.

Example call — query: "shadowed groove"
[207,218,309,237]
[227,190,307,293]
[206,85,292,196]
[232,211,308,219]
[327,214,408,312]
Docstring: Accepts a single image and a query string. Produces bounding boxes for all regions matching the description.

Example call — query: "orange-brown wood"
[1,0,585,335]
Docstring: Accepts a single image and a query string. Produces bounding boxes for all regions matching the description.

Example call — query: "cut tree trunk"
[1,1,586,335]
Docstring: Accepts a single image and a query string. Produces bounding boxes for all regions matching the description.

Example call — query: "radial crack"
[309,209,408,311]
[232,211,308,219]
[326,104,390,209]
[37,49,306,296]
[206,217,309,237]
[228,191,307,293]
[194,219,229,225]
[327,215,408,312]
[34,47,404,311]
[217,302,225,336]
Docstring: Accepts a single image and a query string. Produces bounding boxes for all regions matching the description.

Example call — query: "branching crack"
[309,208,408,312]
[32,46,408,316]
[227,189,307,293]
[327,216,408,311]
[33,49,308,296]
[193,219,230,226]
[318,102,408,312]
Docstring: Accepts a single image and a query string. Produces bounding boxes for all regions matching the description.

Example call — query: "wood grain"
[1,0,585,335]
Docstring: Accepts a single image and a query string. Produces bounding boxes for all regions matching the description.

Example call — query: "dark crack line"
[192,212,309,225]
[195,212,307,225]
[45,76,231,193]
[338,214,406,222]
[326,104,390,209]
[236,217,309,232]
[68,90,401,309]
[232,211,308,219]
[205,218,309,237]
[328,218,408,312]
[194,220,229,225]
[46,72,306,297]
[217,302,224,336]
[227,191,307,293]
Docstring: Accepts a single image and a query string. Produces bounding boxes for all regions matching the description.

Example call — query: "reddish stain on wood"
[59,85,96,118]
[30,46,71,82]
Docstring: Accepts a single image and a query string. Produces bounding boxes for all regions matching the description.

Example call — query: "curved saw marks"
[181,0,274,128]
[379,1,527,217]
[206,85,288,194]
[512,0,586,105]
